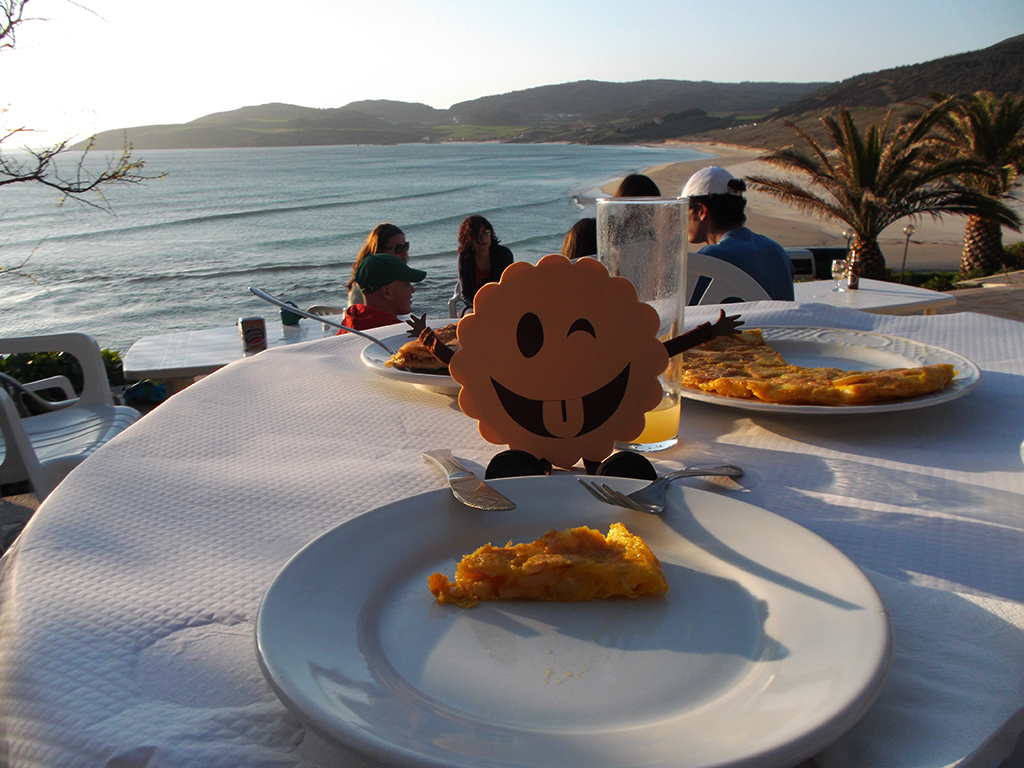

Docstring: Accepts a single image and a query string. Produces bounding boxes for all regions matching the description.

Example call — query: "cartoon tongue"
[542,397,585,438]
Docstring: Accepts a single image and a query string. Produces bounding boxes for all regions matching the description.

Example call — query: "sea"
[0,142,712,355]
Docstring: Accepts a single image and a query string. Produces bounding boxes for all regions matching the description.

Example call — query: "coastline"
[605,141,1024,273]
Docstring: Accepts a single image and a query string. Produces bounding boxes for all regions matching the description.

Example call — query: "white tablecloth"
[1,302,1022,768]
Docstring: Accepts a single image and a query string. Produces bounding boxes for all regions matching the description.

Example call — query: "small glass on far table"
[831,259,848,292]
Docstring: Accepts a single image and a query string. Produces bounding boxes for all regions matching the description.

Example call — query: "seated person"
[339,253,426,334]
[614,173,661,197]
[561,217,597,260]
[456,215,514,315]
[681,166,794,302]
[347,223,410,306]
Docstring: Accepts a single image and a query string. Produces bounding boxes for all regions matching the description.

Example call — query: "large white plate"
[678,326,982,414]
[361,332,460,394]
[256,475,892,768]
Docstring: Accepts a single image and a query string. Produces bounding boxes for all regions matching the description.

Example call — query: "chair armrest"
[0,373,77,416]
[24,375,77,403]
[306,305,347,317]
[0,333,113,407]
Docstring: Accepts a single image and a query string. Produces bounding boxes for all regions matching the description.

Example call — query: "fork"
[578,465,744,514]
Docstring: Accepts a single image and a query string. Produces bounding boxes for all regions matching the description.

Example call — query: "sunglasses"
[476,230,492,238]
[387,242,410,254]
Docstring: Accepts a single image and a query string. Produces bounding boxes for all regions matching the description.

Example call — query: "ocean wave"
[19,184,484,245]
[0,144,707,351]
[398,193,576,234]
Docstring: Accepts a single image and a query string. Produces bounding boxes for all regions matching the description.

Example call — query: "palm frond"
[747,174,863,232]
[748,98,1023,270]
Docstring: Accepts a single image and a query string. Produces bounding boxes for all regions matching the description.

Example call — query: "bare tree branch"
[1,0,163,276]
[0,133,161,210]
[1,0,29,50]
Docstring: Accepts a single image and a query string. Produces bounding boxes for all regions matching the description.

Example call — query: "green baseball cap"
[355,253,426,294]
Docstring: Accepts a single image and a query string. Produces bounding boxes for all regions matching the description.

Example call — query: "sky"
[3,0,1022,147]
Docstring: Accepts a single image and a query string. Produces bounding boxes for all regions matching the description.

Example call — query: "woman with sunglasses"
[347,222,411,306]
[455,215,514,315]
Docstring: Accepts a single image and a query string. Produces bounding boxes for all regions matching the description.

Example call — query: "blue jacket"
[693,227,794,302]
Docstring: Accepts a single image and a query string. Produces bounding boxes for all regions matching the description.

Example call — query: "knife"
[422,450,516,510]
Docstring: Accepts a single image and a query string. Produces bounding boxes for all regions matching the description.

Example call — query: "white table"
[123,316,343,391]
[1,302,1022,768]
[793,278,956,314]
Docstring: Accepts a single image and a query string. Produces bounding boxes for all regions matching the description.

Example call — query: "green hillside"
[73,80,823,151]
[773,33,1024,118]
[71,34,1024,151]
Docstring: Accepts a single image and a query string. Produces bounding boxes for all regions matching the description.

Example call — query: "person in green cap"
[339,253,427,334]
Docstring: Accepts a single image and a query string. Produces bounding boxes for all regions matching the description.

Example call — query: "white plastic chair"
[306,305,347,317]
[24,375,76,401]
[447,286,462,318]
[0,332,141,501]
[687,252,772,305]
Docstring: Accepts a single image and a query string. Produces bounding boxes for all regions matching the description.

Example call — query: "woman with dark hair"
[456,215,514,314]
[347,222,409,306]
[614,173,661,197]
[561,217,597,260]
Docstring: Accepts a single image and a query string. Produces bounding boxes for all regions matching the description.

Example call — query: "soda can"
[239,316,267,352]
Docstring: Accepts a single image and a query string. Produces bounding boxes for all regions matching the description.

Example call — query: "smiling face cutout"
[449,254,668,468]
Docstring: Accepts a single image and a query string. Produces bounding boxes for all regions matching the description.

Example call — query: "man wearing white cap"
[681,166,794,301]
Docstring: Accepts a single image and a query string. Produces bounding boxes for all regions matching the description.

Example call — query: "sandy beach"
[604,141,1024,273]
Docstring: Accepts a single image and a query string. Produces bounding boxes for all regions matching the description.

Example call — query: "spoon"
[249,286,397,355]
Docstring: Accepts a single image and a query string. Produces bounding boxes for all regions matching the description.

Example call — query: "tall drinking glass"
[597,197,688,452]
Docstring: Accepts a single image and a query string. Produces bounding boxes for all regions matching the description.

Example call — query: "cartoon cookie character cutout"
[449,254,668,469]
[407,255,742,478]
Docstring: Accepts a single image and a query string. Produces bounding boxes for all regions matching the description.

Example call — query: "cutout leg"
[594,451,657,480]
[485,450,552,479]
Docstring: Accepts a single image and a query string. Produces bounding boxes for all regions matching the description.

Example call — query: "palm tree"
[747,102,1020,279]
[932,91,1024,275]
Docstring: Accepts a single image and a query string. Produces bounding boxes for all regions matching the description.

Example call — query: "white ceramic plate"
[360,332,459,394]
[256,475,892,768]
[678,326,982,414]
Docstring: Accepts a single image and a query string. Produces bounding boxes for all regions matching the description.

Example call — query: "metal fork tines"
[579,481,658,513]
[578,465,744,515]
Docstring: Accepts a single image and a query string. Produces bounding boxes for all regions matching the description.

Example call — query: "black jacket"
[456,244,514,314]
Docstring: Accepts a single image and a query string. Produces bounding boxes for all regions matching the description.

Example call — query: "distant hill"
[73,79,824,151]
[687,34,1024,150]
[773,33,1024,118]
[73,34,1024,151]
[448,79,823,124]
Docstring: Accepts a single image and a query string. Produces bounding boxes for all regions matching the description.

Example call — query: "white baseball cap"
[681,166,745,198]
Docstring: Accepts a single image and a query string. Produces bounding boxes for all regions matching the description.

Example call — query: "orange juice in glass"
[635,392,681,447]
[618,359,683,453]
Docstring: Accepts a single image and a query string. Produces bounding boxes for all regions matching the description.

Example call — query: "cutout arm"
[406,314,456,366]
[663,310,744,357]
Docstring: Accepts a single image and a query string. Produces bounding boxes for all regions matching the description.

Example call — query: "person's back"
[682,166,793,302]
[697,227,794,301]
